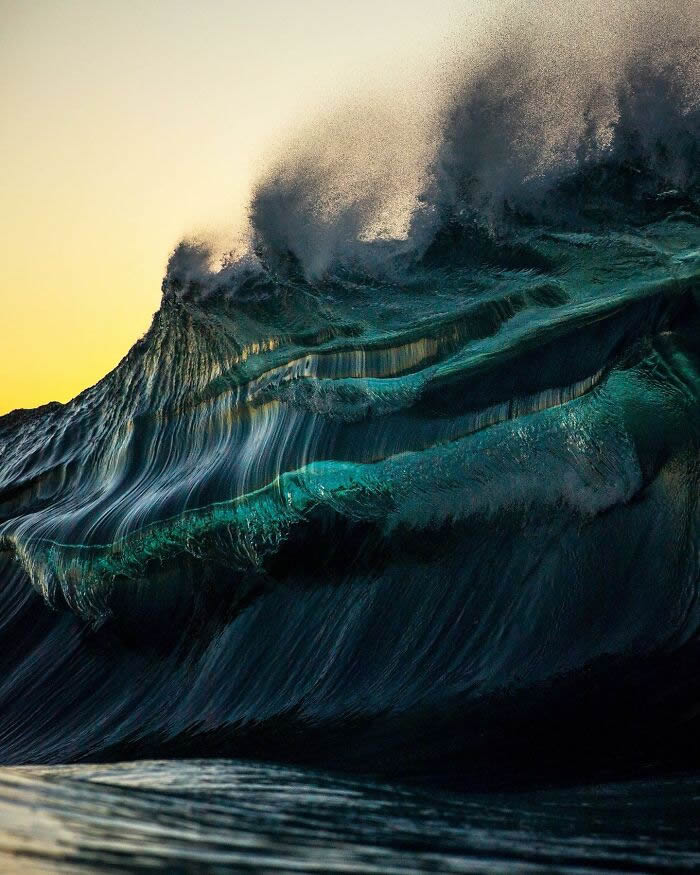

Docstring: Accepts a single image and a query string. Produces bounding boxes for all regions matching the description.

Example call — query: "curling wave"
[0,1,699,786]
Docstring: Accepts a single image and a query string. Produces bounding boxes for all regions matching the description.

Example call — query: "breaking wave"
[0,0,698,786]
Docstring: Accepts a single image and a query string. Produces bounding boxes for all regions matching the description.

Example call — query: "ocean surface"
[1,761,699,872]
[1,3,699,869]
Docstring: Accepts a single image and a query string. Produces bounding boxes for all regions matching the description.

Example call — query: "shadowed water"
[0,761,699,873]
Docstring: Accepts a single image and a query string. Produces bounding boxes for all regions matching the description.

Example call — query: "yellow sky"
[0,0,471,415]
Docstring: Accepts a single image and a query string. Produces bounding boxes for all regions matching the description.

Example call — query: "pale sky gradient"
[0,0,472,414]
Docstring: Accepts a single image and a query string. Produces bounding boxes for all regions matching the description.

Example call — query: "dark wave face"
[0,3,699,791]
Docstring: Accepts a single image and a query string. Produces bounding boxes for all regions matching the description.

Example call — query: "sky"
[0,0,472,415]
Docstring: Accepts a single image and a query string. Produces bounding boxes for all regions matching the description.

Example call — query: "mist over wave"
[165,0,700,294]
[0,0,698,791]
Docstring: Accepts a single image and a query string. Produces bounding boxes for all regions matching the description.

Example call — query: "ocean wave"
[0,0,698,784]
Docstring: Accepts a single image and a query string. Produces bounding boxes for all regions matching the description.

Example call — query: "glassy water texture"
[0,761,698,873]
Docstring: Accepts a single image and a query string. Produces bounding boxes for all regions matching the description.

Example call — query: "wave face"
[0,3,699,785]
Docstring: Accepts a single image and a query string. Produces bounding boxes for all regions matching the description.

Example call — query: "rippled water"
[0,761,697,872]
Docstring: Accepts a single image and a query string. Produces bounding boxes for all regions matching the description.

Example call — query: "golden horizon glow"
[1,0,467,415]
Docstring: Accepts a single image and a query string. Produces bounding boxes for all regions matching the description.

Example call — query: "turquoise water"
[0,8,699,867]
